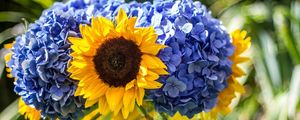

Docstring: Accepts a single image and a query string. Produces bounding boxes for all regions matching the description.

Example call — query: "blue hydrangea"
[7,0,126,119]
[138,0,234,118]
[162,76,187,98]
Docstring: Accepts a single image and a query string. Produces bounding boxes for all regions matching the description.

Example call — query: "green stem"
[160,112,168,120]
[135,102,153,120]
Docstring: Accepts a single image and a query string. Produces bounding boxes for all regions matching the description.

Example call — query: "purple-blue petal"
[168,87,179,98]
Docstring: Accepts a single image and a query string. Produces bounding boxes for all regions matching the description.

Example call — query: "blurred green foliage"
[216,0,300,119]
[0,0,300,120]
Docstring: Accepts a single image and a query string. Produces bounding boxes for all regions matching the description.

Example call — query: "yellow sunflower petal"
[4,51,13,79]
[127,17,137,31]
[69,37,90,48]
[122,88,135,118]
[230,77,246,94]
[83,109,99,120]
[85,98,99,108]
[137,75,147,88]
[4,42,13,49]
[152,57,168,69]
[70,60,87,69]
[83,82,100,98]
[169,112,189,120]
[116,9,129,34]
[91,17,106,41]
[116,8,128,24]
[4,53,12,65]
[141,55,167,69]
[19,98,41,120]
[145,70,159,81]
[133,29,144,45]
[98,97,110,115]
[98,17,115,37]
[113,99,124,116]
[83,77,103,98]
[139,63,148,76]
[88,82,109,101]
[116,20,128,36]
[232,65,246,77]
[74,86,83,96]
[136,87,145,106]
[150,68,169,75]
[121,106,130,119]
[140,43,166,55]
[123,88,135,108]
[139,27,157,43]
[105,87,125,111]
[69,36,96,56]
[80,24,95,44]
[233,57,250,64]
[142,81,162,89]
[125,80,136,91]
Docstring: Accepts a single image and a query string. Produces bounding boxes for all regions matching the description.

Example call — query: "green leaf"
[287,65,300,118]
[33,0,54,8]
[258,30,282,88]
[290,1,300,54]
[0,12,31,23]
[135,102,154,120]
[0,28,13,44]
[0,99,20,120]
[0,48,8,79]
[273,7,300,64]
[0,24,25,45]
[98,112,112,120]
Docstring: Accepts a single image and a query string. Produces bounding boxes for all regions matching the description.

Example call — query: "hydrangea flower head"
[6,0,111,119]
[144,0,236,118]
[162,76,187,98]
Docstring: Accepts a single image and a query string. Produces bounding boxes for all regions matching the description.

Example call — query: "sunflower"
[19,99,41,120]
[68,8,168,119]
[201,29,251,119]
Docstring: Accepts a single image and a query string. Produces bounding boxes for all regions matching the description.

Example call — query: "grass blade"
[0,12,31,23]
[0,24,25,45]
[0,99,20,120]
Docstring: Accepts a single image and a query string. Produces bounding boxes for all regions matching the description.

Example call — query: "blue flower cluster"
[7,0,234,119]
[7,0,110,119]
[136,0,234,118]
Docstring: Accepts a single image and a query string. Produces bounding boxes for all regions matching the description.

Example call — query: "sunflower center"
[108,52,126,70]
[93,37,142,87]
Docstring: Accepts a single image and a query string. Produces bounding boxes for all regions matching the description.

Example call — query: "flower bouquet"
[4,0,251,119]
